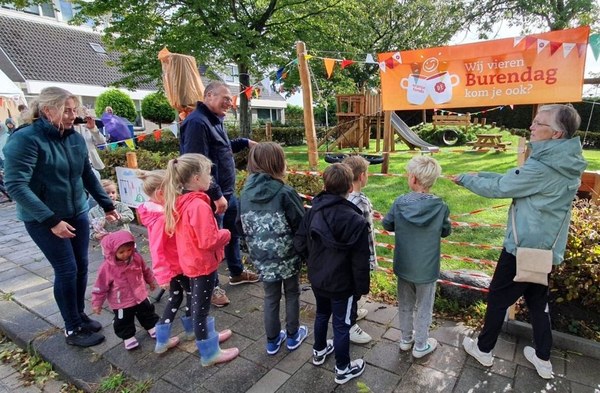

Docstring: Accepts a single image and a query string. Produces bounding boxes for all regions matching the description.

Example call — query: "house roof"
[0,13,156,90]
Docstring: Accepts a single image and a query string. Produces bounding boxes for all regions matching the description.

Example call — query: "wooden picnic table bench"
[468,134,510,151]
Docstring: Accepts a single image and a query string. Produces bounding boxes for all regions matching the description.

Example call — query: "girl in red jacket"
[163,153,239,366]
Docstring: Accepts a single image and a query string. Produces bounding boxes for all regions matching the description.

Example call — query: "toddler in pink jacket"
[137,169,191,353]
[92,230,164,350]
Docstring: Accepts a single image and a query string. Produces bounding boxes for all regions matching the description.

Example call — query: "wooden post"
[358,117,364,152]
[296,41,318,169]
[375,116,382,152]
[265,122,272,141]
[382,111,391,174]
[422,109,427,124]
[517,137,529,166]
[126,152,138,169]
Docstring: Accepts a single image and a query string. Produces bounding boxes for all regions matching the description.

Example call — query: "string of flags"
[96,129,167,151]
[434,105,509,117]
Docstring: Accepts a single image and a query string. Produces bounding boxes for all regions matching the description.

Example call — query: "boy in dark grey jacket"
[294,163,370,385]
[382,156,451,359]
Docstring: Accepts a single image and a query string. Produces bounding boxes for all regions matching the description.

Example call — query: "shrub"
[252,126,305,146]
[95,89,137,122]
[552,198,600,309]
[141,92,176,129]
[236,167,323,198]
[98,147,177,181]
[136,131,180,155]
[412,123,472,146]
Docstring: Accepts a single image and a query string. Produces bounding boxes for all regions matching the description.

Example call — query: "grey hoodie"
[382,193,451,284]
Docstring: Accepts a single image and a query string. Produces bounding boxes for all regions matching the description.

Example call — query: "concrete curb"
[504,319,600,360]
[0,300,112,392]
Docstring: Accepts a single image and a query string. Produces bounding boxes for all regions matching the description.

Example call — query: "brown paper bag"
[158,47,205,111]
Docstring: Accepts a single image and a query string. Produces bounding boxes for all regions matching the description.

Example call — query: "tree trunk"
[238,63,251,138]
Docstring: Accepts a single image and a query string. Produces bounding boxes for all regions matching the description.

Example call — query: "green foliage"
[252,126,305,146]
[140,92,176,129]
[95,89,137,122]
[552,198,600,308]
[98,371,151,393]
[136,131,180,155]
[412,123,472,146]
[285,105,304,126]
[98,147,177,182]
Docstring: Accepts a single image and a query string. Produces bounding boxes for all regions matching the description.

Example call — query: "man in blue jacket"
[180,81,259,307]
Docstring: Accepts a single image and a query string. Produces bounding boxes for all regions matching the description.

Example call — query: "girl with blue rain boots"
[162,154,239,366]
[138,170,194,353]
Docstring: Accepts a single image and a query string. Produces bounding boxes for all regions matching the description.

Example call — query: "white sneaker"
[463,337,493,367]
[356,308,368,321]
[349,324,372,344]
[399,337,414,351]
[523,346,554,379]
[412,337,437,358]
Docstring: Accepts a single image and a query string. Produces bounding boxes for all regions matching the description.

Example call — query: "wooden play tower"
[318,92,384,151]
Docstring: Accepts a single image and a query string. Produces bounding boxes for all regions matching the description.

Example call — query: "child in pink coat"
[91,230,163,350]
[137,170,193,353]
[162,153,238,366]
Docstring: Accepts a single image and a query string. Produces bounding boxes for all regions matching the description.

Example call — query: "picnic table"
[466,133,511,151]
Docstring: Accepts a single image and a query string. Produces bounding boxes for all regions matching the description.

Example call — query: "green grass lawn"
[283,130,600,308]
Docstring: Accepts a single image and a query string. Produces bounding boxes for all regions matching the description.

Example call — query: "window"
[39,2,55,17]
[59,0,74,21]
[257,109,272,121]
[89,43,107,54]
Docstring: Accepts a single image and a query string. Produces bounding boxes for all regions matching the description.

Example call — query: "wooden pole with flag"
[296,41,318,169]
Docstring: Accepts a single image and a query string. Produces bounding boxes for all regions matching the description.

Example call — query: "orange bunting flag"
[341,59,355,69]
[138,134,146,142]
[244,87,253,99]
[385,58,395,69]
[549,41,562,56]
[124,139,136,150]
[324,58,336,78]
[232,95,238,110]
[153,130,162,141]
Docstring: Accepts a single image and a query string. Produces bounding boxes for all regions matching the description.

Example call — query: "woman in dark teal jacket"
[3,87,119,347]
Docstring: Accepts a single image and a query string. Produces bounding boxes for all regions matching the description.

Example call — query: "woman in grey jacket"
[452,104,587,379]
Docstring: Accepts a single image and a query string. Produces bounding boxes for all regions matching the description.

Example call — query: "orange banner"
[379,26,590,111]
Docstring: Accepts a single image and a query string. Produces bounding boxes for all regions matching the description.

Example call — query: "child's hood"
[395,194,447,227]
[175,191,211,212]
[137,201,164,227]
[243,173,284,203]
[100,230,135,265]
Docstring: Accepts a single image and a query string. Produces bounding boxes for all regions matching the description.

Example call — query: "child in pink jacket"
[137,170,193,353]
[163,153,238,366]
[91,230,165,351]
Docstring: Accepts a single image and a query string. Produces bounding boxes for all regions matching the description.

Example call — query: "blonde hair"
[101,179,116,189]
[137,170,166,197]
[23,86,79,124]
[323,163,353,196]
[163,154,213,235]
[342,155,369,181]
[246,142,286,180]
[406,156,442,189]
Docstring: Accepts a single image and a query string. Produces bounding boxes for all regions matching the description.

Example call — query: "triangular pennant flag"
[275,67,285,81]
[261,76,271,91]
[378,61,386,72]
[282,71,288,79]
[252,87,261,99]
[109,142,118,150]
[290,58,298,65]
[590,33,600,61]
[385,57,395,69]
[153,130,161,141]
[578,43,587,57]
[232,95,238,110]
[392,51,402,64]
[137,134,146,142]
[549,41,562,56]
[563,43,576,57]
[537,39,549,54]
[243,86,253,99]
[510,105,514,110]
[324,58,336,78]
[513,36,525,47]
[365,54,376,64]
[304,54,313,61]
[525,36,537,49]
[341,59,355,69]
[124,138,135,150]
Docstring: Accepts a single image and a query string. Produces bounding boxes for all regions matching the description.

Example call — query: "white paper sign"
[115,167,148,208]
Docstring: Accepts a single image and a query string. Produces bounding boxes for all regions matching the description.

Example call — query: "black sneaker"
[334,359,365,385]
[312,339,334,366]
[80,313,102,333]
[65,327,105,347]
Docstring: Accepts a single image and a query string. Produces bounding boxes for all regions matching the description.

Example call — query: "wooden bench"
[432,114,471,132]
[578,171,600,203]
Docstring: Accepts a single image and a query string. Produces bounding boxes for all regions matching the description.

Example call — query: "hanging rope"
[583,85,599,146]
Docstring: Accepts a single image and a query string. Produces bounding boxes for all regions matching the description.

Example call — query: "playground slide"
[390,113,440,152]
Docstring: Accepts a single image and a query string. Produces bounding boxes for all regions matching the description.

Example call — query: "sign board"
[115,167,148,208]
[379,26,590,110]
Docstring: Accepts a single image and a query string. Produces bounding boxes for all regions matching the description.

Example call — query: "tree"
[70,0,349,138]
[95,89,137,123]
[465,0,599,36]
[141,92,176,129]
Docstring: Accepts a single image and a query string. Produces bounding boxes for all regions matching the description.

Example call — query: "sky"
[285,22,600,107]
